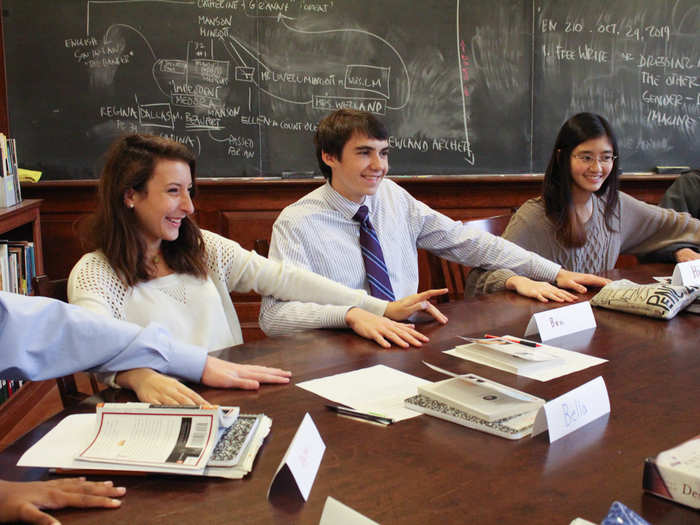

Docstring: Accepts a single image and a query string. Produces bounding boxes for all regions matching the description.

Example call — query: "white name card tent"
[268,413,326,501]
[672,260,700,287]
[532,376,610,443]
[525,301,596,342]
[319,497,380,525]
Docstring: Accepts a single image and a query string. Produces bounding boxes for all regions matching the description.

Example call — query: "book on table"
[405,364,545,440]
[18,403,272,479]
[643,434,700,510]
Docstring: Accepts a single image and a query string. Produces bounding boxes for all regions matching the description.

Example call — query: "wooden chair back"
[32,274,68,302]
[254,239,270,257]
[426,214,513,303]
[31,275,100,407]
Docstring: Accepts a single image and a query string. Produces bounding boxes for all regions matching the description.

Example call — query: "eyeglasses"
[572,153,617,165]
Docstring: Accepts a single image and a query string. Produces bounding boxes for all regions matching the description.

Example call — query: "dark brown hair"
[83,134,207,286]
[542,112,621,247]
[314,109,389,180]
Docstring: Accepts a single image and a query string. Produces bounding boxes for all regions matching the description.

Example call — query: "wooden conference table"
[1,264,699,524]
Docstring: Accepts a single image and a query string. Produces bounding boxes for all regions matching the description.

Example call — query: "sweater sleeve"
[619,192,700,259]
[202,230,387,336]
[465,201,550,296]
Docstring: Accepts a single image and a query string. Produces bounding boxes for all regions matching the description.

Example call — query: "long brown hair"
[542,113,621,247]
[83,134,207,286]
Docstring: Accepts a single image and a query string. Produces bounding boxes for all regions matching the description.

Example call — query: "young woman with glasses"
[467,112,700,297]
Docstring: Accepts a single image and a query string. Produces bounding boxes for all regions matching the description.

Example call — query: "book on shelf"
[0,243,8,292]
[0,134,21,208]
[0,379,26,405]
[450,335,564,374]
[0,240,36,294]
[18,402,272,479]
[405,364,544,440]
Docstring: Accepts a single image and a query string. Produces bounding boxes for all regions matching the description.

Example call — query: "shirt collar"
[322,181,377,219]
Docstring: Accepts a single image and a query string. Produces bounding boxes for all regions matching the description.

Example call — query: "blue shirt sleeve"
[0,292,207,382]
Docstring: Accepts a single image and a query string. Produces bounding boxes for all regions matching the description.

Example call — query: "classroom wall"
[0,4,680,337]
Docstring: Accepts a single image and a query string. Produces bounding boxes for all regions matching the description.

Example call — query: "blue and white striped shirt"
[259,179,561,335]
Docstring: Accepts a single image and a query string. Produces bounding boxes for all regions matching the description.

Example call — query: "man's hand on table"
[345,307,429,349]
[384,289,449,324]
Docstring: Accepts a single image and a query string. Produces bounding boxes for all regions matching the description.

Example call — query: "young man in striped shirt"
[260,109,608,345]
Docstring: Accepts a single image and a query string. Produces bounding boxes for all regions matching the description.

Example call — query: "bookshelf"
[0,198,44,275]
[0,198,50,448]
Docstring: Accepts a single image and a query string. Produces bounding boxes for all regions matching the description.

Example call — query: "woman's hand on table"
[115,368,208,405]
[0,478,125,525]
[201,357,292,390]
[506,275,577,303]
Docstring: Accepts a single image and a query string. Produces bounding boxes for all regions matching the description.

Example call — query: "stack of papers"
[444,335,607,381]
[451,336,564,374]
[18,403,271,479]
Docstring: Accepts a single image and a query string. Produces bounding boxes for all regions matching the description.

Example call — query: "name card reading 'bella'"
[268,413,325,501]
[319,497,380,525]
[672,260,700,287]
[524,301,596,341]
[532,376,610,443]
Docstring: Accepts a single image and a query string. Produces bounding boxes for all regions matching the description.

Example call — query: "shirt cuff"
[319,305,356,328]
[164,339,208,383]
[533,262,562,283]
[95,371,120,389]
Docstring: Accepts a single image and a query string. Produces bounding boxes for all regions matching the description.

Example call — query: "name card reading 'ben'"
[672,260,700,287]
[525,301,596,341]
[532,376,610,443]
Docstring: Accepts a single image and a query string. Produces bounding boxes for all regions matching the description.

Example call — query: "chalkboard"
[533,0,700,170]
[2,0,698,179]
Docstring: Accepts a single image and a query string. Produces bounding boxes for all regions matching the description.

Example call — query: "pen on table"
[484,334,541,347]
[325,404,394,425]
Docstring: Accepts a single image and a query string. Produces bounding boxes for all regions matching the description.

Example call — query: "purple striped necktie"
[353,205,396,301]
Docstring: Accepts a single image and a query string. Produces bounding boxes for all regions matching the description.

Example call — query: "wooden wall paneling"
[39,212,88,279]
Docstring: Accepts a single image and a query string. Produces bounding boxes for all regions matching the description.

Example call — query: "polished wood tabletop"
[2,264,699,524]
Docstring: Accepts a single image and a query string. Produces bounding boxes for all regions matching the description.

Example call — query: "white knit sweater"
[68,229,388,349]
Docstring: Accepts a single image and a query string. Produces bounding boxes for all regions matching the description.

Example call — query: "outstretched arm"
[115,357,293,404]
[0,292,206,383]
